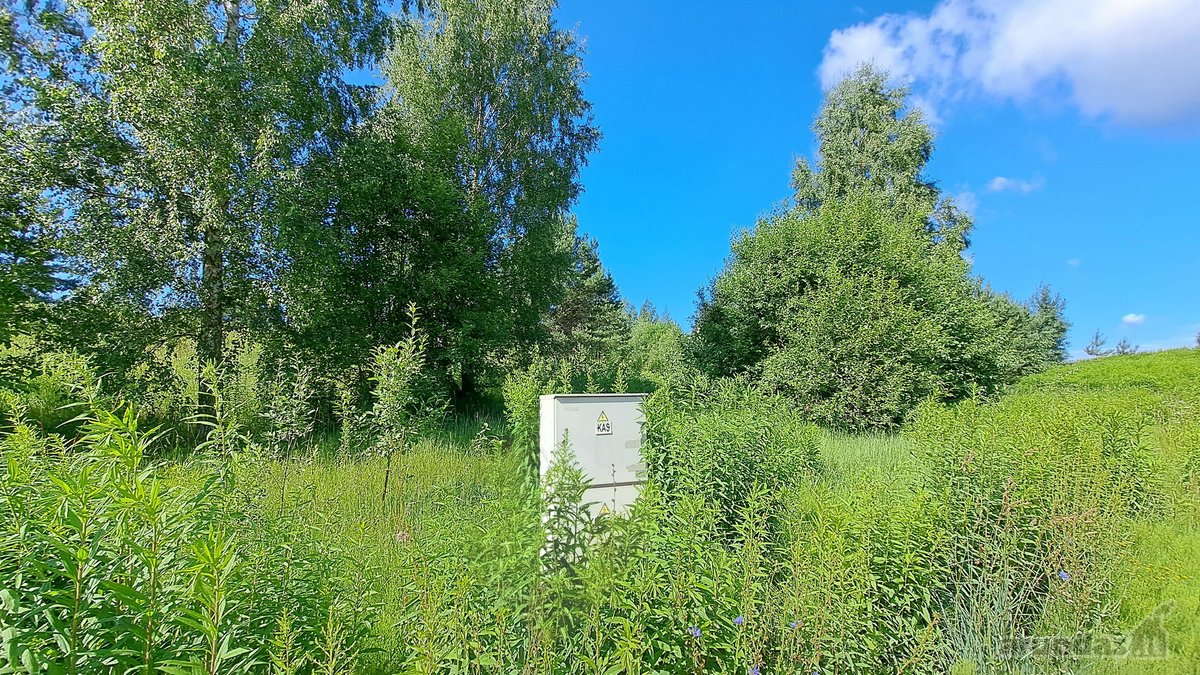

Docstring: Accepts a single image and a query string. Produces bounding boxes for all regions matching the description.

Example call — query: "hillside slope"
[1014,349,1199,673]
[1016,347,1200,395]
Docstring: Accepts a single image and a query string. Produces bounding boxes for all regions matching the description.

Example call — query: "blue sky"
[554,0,1200,357]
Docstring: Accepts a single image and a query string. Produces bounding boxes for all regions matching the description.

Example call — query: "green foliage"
[369,305,443,457]
[368,304,445,506]
[692,68,1068,429]
[0,402,367,673]
[385,0,600,398]
[790,64,970,249]
[910,384,1179,670]
[696,194,1011,430]
[2,349,1197,672]
[623,305,691,388]
[5,2,1197,671]
[264,358,316,457]
[642,376,821,534]
[3,0,393,387]
[0,336,98,434]
[501,353,565,479]
[543,233,630,365]
[540,432,598,580]
[120,333,267,445]
[4,0,601,422]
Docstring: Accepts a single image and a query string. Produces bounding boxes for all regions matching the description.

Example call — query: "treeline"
[1,0,647,417]
[2,0,1064,433]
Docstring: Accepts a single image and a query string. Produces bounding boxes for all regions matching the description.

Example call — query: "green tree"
[692,67,1068,429]
[792,64,970,249]
[1085,330,1114,357]
[984,285,1070,376]
[624,304,688,388]
[1,2,109,341]
[4,0,390,411]
[387,0,600,398]
[544,231,630,363]
[732,195,999,429]
[270,106,494,394]
[0,162,64,340]
[370,304,443,502]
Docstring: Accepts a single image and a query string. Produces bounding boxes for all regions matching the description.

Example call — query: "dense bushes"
[911,386,1177,670]
[691,68,1068,431]
[2,347,1198,671]
[0,336,97,435]
[693,194,1070,431]
[641,376,820,533]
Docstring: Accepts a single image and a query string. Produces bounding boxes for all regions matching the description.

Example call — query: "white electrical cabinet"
[539,393,647,514]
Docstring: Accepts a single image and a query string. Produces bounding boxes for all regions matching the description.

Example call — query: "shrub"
[501,352,567,479]
[0,336,98,435]
[623,310,691,388]
[370,304,445,501]
[264,357,316,458]
[642,375,821,535]
[123,333,267,444]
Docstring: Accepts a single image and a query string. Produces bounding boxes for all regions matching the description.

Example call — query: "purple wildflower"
[734,615,745,627]
[688,626,701,638]
[789,620,798,629]
[748,667,760,675]
[1057,570,1071,582]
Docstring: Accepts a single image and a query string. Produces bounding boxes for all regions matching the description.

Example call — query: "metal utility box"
[539,393,647,514]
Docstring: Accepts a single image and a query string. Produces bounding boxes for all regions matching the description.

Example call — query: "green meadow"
[4,349,1197,672]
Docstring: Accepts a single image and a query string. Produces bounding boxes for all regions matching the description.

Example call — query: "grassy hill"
[1017,348,1200,395]
[1020,349,1199,674]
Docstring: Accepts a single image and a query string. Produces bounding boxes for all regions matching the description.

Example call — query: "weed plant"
[2,350,1198,672]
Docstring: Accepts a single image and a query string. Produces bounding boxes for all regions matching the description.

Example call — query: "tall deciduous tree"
[272,105,498,392]
[4,0,390,409]
[691,66,1068,429]
[386,0,599,396]
[792,64,970,249]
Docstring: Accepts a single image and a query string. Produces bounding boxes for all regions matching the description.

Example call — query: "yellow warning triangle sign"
[597,411,609,423]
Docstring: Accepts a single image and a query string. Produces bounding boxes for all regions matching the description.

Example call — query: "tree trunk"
[197,0,238,421]
[453,364,481,413]
[198,216,225,419]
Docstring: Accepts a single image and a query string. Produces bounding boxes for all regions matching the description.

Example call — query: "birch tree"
[386,0,599,397]
[4,0,390,411]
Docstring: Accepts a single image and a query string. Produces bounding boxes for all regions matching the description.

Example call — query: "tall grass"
[2,348,1198,672]
[0,403,370,672]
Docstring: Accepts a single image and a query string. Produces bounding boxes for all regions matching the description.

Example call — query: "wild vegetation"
[3,337,1197,672]
[1,0,1196,672]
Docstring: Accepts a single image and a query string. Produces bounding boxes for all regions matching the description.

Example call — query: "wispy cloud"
[1122,313,1146,326]
[818,0,1200,129]
[953,189,979,215]
[987,176,1043,193]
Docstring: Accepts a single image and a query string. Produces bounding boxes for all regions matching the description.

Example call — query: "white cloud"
[1066,258,1081,267]
[987,176,1043,193]
[1122,313,1146,326]
[818,0,1200,128]
[953,189,978,214]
